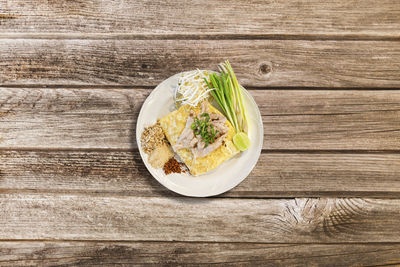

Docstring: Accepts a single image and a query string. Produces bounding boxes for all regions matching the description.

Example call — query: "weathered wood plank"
[1,150,400,197]
[0,195,399,242]
[0,88,142,150]
[0,0,399,38]
[1,39,399,87]
[0,242,399,266]
[0,88,399,150]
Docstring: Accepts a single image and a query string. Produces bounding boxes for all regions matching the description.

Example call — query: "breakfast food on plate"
[140,60,251,176]
[159,101,239,176]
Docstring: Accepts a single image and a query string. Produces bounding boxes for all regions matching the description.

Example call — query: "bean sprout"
[175,69,214,107]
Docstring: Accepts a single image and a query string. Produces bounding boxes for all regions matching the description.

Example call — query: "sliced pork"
[173,116,196,150]
[173,102,230,158]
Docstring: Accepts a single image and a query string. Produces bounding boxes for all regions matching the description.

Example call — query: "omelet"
[159,102,239,176]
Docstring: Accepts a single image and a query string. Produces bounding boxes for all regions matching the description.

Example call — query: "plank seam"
[0,239,399,245]
[2,85,400,90]
[0,33,399,41]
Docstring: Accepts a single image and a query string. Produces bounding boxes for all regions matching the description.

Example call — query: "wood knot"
[258,63,272,75]
[283,198,329,235]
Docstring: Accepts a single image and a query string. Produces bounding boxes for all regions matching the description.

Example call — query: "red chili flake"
[163,158,182,175]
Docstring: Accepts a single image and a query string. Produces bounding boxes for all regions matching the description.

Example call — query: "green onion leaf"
[204,60,251,151]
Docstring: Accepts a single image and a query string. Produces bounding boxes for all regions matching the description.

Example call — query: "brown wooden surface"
[0,242,399,266]
[1,195,400,242]
[1,0,399,38]
[1,88,399,150]
[1,150,400,198]
[1,40,399,87]
[1,0,399,265]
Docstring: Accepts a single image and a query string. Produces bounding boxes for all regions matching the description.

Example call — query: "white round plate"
[136,72,263,197]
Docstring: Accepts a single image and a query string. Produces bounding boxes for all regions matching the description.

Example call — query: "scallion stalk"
[205,60,251,151]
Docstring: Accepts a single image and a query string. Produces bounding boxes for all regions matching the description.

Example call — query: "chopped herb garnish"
[191,112,217,147]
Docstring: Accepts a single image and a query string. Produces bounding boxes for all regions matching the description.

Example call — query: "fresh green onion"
[205,60,251,151]
[191,112,217,148]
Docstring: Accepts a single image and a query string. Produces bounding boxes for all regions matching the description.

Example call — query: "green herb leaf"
[204,60,251,151]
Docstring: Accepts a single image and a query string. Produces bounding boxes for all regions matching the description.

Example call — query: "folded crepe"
[159,102,239,176]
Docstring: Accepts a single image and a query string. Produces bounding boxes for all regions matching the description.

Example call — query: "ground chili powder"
[163,158,182,175]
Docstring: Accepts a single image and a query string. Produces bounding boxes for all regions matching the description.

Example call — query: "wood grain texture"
[0,1,398,265]
[0,88,142,150]
[0,242,399,266]
[0,0,399,38]
[0,195,399,242]
[1,150,400,197]
[1,88,399,150]
[0,88,400,150]
[1,39,399,87]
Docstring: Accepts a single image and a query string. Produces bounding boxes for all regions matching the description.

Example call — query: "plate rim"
[136,72,264,197]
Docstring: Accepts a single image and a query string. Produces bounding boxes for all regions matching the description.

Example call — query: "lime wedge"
[233,132,251,151]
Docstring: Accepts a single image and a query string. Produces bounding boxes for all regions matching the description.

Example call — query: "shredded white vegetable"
[175,69,213,107]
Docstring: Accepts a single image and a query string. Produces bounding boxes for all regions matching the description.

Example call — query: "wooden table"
[0,1,400,265]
